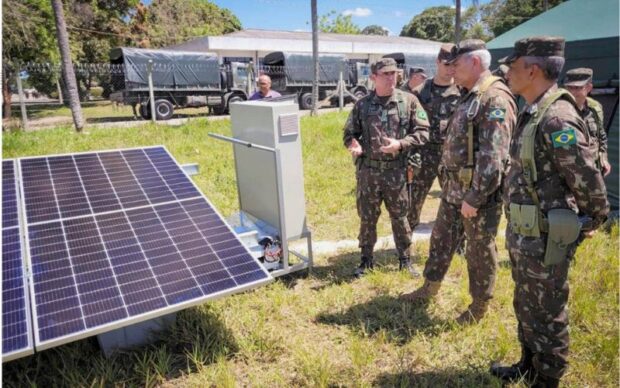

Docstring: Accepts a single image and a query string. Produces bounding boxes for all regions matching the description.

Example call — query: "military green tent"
[487,0,619,212]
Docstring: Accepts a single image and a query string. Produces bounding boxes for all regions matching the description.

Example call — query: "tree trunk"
[2,66,12,120]
[455,0,461,43]
[311,0,319,116]
[51,0,84,131]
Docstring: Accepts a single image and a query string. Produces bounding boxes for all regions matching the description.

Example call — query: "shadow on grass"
[1,305,238,387]
[374,368,501,388]
[315,294,450,345]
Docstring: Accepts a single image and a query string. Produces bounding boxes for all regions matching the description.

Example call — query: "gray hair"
[463,49,491,70]
[522,56,565,81]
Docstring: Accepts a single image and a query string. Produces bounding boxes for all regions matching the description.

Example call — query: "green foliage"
[319,10,361,35]
[140,0,242,48]
[361,25,388,36]
[400,6,456,42]
[482,0,566,37]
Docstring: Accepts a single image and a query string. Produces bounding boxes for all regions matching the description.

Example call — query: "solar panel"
[2,160,34,362]
[19,147,271,351]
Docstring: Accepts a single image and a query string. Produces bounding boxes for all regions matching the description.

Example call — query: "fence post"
[147,59,156,123]
[56,78,63,104]
[338,69,344,112]
[16,67,29,131]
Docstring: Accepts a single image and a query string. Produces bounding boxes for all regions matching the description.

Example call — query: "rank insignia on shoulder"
[552,127,577,148]
[488,107,506,121]
[416,109,428,120]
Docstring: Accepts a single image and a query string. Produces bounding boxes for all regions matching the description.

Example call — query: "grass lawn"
[2,112,618,387]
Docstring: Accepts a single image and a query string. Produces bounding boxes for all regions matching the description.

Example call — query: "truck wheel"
[154,99,174,120]
[300,93,313,110]
[225,95,245,114]
[139,104,151,120]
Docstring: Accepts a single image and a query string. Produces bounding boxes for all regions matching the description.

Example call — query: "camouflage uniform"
[422,69,515,303]
[343,79,430,262]
[408,77,461,231]
[500,38,609,383]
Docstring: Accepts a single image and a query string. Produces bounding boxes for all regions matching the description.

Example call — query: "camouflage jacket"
[399,82,415,94]
[343,90,430,161]
[504,85,609,230]
[580,97,608,166]
[412,78,462,144]
[441,72,517,207]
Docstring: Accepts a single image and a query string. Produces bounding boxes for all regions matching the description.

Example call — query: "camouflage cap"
[446,39,487,64]
[408,66,427,77]
[437,43,455,62]
[498,36,565,64]
[564,67,593,87]
[372,57,398,73]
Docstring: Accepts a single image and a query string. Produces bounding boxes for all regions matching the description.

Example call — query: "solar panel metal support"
[96,312,177,358]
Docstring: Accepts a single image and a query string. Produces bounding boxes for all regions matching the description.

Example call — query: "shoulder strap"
[466,75,502,166]
[419,79,433,104]
[520,89,576,205]
[586,96,604,130]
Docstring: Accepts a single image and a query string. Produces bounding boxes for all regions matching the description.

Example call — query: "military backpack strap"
[419,78,433,105]
[393,90,409,139]
[519,89,577,206]
[586,96,605,131]
[465,75,502,167]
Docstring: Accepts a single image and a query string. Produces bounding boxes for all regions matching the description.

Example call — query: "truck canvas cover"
[383,52,438,78]
[110,47,221,91]
[263,52,347,85]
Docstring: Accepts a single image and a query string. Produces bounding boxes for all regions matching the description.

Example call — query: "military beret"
[408,66,427,77]
[446,39,487,64]
[437,43,454,62]
[372,57,398,73]
[564,67,593,87]
[499,36,565,64]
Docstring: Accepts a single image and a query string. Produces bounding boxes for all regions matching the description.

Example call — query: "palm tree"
[51,0,84,131]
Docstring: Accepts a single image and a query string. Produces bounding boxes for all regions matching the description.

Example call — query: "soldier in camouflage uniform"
[490,37,609,388]
[343,58,430,277]
[400,66,427,94]
[564,67,611,176]
[407,43,462,233]
[401,40,516,325]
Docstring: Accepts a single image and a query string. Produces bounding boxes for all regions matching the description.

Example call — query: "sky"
[208,0,482,36]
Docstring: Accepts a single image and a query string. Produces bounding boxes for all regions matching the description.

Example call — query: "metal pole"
[455,0,461,44]
[338,70,344,112]
[310,0,319,116]
[16,69,29,131]
[147,59,156,123]
[56,78,63,104]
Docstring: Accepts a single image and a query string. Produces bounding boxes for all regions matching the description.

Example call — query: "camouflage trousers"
[407,145,443,231]
[507,227,574,380]
[356,166,412,258]
[423,197,501,301]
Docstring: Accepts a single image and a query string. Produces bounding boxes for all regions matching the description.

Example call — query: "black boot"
[490,346,534,382]
[399,257,420,277]
[531,374,560,388]
[354,256,373,278]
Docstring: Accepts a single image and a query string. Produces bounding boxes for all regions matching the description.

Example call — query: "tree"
[482,0,566,37]
[319,10,361,34]
[400,6,455,42]
[2,0,58,118]
[139,0,242,47]
[51,0,84,131]
[361,25,388,36]
[462,3,493,41]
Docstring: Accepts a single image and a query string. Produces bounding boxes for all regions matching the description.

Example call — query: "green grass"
[2,112,618,387]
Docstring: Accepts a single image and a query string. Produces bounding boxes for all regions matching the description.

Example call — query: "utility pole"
[455,0,461,44]
[311,0,319,116]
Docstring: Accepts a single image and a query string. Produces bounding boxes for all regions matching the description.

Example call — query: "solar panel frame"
[2,159,35,362]
[19,146,272,351]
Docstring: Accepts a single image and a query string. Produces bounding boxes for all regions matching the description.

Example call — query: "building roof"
[487,0,619,49]
[166,29,444,56]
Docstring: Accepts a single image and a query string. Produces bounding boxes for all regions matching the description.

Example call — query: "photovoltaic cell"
[20,147,270,350]
[2,160,34,362]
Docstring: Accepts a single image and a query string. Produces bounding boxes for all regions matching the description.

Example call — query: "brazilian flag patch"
[416,109,428,121]
[488,107,506,122]
[551,128,577,148]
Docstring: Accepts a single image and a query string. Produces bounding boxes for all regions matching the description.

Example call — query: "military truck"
[109,47,250,119]
[261,51,370,109]
[383,52,439,82]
